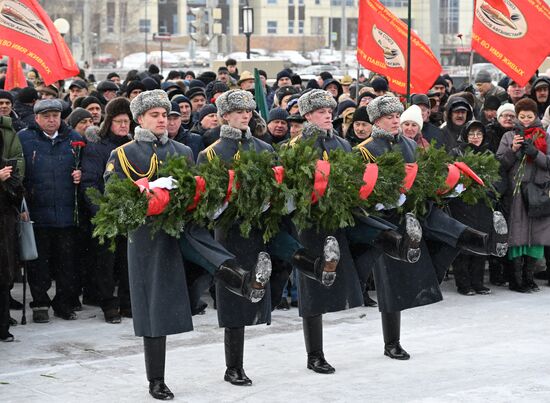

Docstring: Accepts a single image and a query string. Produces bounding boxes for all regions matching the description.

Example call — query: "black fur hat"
[98,97,132,137]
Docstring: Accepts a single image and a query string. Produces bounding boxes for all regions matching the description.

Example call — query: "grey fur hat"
[298,89,337,116]
[215,89,256,117]
[130,89,171,121]
[367,94,404,123]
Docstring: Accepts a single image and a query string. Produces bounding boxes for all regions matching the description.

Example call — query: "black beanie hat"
[67,107,92,128]
[80,96,101,109]
[268,107,289,123]
[0,90,14,103]
[358,91,377,104]
[198,104,218,123]
[352,106,370,124]
[188,79,206,89]
[319,71,333,81]
[337,99,357,117]
[483,95,501,111]
[186,87,206,100]
[433,76,448,88]
[291,74,302,86]
[172,95,192,108]
[148,64,160,75]
[276,70,292,82]
[141,76,160,90]
[205,80,229,102]
[371,77,389,92]
[276,85,299,104]
[16,87,39,103]
[125,80,146,95]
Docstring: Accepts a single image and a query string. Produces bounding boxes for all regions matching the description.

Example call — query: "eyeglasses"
[112,119,130,126]
[467,131,483,138]
[500,113,515,120]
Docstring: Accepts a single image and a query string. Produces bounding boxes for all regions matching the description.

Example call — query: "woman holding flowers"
[497,98,550,293]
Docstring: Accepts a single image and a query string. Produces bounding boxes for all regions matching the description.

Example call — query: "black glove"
[522,138,539,158]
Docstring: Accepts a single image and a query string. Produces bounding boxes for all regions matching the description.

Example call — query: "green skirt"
[508,245,544,260]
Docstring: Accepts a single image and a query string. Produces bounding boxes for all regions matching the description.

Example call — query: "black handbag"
[520,165,550,218]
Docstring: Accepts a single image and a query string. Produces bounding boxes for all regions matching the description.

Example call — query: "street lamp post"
[242,6,254,60]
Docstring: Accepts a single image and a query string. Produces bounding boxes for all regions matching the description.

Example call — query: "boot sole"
[493,211,508,235]
[321,236,340,287]
[254,252,272,286]
[404,214,422,263]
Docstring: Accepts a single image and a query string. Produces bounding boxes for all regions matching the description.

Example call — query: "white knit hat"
[496,103,515,120]
[399,104,423,130]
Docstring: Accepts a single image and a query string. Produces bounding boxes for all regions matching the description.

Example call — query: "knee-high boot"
[523,256,540,292]
[374,214,422,263]
[381,312,410,360]
[143,336,173,400]
[215,253,272,303]
[509,257,529,293]
[292,236,340,287]
[303,314,335,374]
[224,327,252,385]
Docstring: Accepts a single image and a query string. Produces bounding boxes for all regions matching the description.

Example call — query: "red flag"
[356,0,442,94]
[5,56,27,90]
[0,0,79,85]
[472,0,550,86]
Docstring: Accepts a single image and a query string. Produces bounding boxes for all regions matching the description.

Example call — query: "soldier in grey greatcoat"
[105,90,272,400]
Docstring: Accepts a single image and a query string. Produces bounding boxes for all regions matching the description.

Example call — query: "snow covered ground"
[2,278,550,403]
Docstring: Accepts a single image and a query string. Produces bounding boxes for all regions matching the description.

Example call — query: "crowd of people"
[1,57,550,399]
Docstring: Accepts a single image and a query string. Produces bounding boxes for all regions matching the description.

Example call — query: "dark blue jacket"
[18,121,83,227]
[175,125,205,161]
[81,132,131,216]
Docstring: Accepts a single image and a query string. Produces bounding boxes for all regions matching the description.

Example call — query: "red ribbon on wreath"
[401,163,418,193]
[453,162,484,186]
[359,163,378,200]
[311,160,331,204]
[437,164,461,195]
[187,176,206,211]
[272,165,285,184]
[134,178,171,216]
[225,169,236,202]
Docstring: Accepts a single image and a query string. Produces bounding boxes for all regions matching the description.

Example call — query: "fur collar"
[220,124,252,140]
[133,126,168,144]
[370,125,396,141]
[302,122,332,139]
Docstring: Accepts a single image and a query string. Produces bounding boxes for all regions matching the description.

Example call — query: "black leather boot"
[509,257,529,293]
[292,236,340,287]
[215,252,272,303]
[224,327,252,386]
[143,336,174,400]
[523,256,540,292]
[382,312,410,360]
[457,227,489,256]
[303,315,335,374]
[375,213,422,263]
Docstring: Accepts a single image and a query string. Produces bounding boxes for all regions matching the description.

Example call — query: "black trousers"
[453,253,487,291]
[27,227,79,312]
[94,236,130,312]
[0,286,10,338]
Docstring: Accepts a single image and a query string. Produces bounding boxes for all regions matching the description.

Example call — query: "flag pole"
[406,0,412,105]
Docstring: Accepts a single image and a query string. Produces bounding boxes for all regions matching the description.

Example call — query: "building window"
[268,0,277,4]
[120,2,127,33]
[331,0,354,5]
[289,0,294,5]
[288,20,294,34]
[311,17,323,35]
[139,19,151,33]
[298,20,304,34]
[315,0,321,4]
[440,0,459,34]
[380,0,406,6]
[267,20,277,34]
[106,2,115,33]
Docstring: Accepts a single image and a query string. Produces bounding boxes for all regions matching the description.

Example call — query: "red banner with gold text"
[472,0,550,86]
[0,0,79,85]
[356,0,442,94]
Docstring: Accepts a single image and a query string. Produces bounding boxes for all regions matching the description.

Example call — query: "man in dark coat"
[167,101,205,161]
[530,77,550,119]
[18,99,83,323]
[440,96,474,152]
[13,87,39,129]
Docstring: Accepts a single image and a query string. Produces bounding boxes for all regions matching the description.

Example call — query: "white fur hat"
[496,103,515,120]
